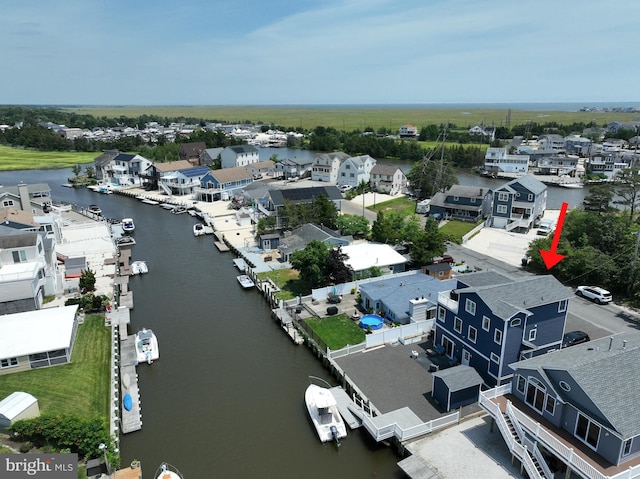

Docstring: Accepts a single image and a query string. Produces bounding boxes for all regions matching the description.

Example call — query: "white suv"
[575,286,612,304]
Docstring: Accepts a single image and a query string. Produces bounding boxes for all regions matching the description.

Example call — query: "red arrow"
[539,202,568,269]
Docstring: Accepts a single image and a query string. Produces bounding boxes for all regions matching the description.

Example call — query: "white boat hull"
[237,275,255,289]
[305,384,347,443]
[135,328,159,364]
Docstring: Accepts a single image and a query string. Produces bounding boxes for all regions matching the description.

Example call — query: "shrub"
[19,442,32,453]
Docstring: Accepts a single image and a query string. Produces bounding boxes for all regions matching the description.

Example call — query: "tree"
[256,216,276,236]
[84,165,96,178]
[582,184,614,215]
[614,167,640,222]
[370,210,404,244]
[79,268,96,293]
[409,218,447,266]
[312,194,339,229]
[335,214,370,237]
[290,240,329,287]
[326,246,353,284]
[71,164,82,176]
[407,156,458,198]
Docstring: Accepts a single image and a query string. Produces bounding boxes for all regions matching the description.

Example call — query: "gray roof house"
[277,224,351,262]
[221,145,260,169]
[0,183,52,215]
[490,175,547,232]
[480,332,640,479]
[261,186,343,229]
[428,185,492,222]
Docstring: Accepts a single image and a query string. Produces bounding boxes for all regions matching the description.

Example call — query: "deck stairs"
[505,217,531,232]
[496,407,552,479]
[159,181,172,196]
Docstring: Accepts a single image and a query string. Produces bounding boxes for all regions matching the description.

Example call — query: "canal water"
[0,166,403,478]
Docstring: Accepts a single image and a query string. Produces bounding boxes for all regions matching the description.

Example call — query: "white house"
[336,155,377,188]
[370,164,406,195]
[311,152,350,183]
[398,124,418,138]
[341,243,408,275]
[0,305,79,375]
[220,145,260,169]
[0,227,48,314]
[95,153,152,186]
[484,147,530,174]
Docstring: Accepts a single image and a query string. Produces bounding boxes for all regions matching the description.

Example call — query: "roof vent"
[609,337,613,351]
[623,339,627,349]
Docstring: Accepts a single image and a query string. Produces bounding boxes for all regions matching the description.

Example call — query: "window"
[529,328,537,341]
[623,439,633,457]
[482,316,490,331]
[0,358,18,368]
[558,299,567,313]
[2,199,14,207]
[526,379,546,413]
[453,196,459,201]
[494,329,503,345]
[528,194,533,201]
[559,381,571,392]
[510,318,521,327]
[470,197,476,203]
[545,396,556,414]
[468,326,477,343]
[576,413,601,449]
[12,250,27,263]
[438,307,445,322]
[517,375,526,393]
[454,317,463,333]
[498,192,509,202]
[490,353,500,364]
[496,205,507,214]
[465,299,476,315]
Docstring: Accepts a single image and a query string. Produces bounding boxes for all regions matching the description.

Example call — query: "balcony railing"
[438,292,458,314]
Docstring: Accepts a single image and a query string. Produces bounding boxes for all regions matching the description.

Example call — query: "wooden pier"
[120,334,142,434]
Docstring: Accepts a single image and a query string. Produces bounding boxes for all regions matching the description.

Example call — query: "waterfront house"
[275,156,314,180]
[277,224,350,262]
[0,305,79,375]
[398,124,418,138]
[469,125,495,142]
[311,152,350,183]
[336,155,377,188]
[536,154,579,176]
[97,152,152,187]
[159,165,211,196]
[143,160,193,191]
[479,332,640,479]
[220,145,260,169]
[484,147,530,174]
[93,150,120,182]
[358,271,455,324]
[369,164,407,195]
[341,242,408,276]
[428,185,492,222]
[178,141,207,165]
[259,186,343,229]
[244,160,275,179]
[435,271,572,387]
[564,135,592,156]
[0,183,52,215]
[490,175,547,232]
[537,134,566,153]
[0,227,49,314]
[586,149,630,179]
[195,167,253,202]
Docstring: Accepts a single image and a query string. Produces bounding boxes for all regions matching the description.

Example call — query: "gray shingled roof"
[432,365,484,392]
[456,271,513,288]
[267,186,342,206]
[502,174,546,195]
[0,227,38,248]
[512,332,640,439]
[460,275,572,320]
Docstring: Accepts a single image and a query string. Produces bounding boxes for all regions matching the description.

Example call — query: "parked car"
[575,286,612,304]
[338,185,353,192]
[432,254,454,264]
[562,330,590,348]
[537,219,555,236]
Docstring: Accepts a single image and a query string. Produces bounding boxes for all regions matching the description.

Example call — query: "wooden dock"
[120,334,142,434]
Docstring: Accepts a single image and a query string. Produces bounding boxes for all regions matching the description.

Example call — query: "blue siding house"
[490,175,547,232]
[428,185,492,222]
[434,271,572,387]
[480,332,640,479]
[196,167,253,202]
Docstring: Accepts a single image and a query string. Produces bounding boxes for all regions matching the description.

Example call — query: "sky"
[1,0,639,106]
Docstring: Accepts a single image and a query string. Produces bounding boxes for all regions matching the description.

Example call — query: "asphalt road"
[444,242,640,342]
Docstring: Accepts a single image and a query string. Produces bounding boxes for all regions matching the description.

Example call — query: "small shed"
[0,392,39,427]
[423,262,452,280]
[431,365,483,412]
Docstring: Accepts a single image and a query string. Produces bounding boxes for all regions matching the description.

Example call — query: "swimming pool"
[359,314,384,330]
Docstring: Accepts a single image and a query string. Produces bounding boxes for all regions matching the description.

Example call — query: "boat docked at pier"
[135,328,159,364]
[193,223,205,236]
[305,384,347,445]
[155,462,183,479]
[237,274,255,289]
[131,260,148,275]
[122,217,135,233]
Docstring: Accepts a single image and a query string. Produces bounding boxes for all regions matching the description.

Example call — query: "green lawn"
[0,145,96,171]
[439,219,482,243]
[369,197,417,217]
[304,314,366,350]
[256,268,312,300]
[0,315,110,419]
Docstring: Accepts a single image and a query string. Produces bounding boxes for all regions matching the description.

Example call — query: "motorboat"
[87,204,102,216]
[305,384,347,445]
[135,328,159,364]
[122,218,135,233]
[131,261,148,275]
[172,206,188,214]
[193,223,205,236]
[155,463,183,479]
[237,274,255,289]
[117,235,136,247]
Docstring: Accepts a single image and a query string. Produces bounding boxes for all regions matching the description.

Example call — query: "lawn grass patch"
[0,145,96,171]
[256,268,312,300]
[304,314,366,350]
[369,197,417,217]
[439,219,482,243]
[0,314,110,420]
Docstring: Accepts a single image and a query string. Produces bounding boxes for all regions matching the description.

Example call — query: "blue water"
[359,314,384,330]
